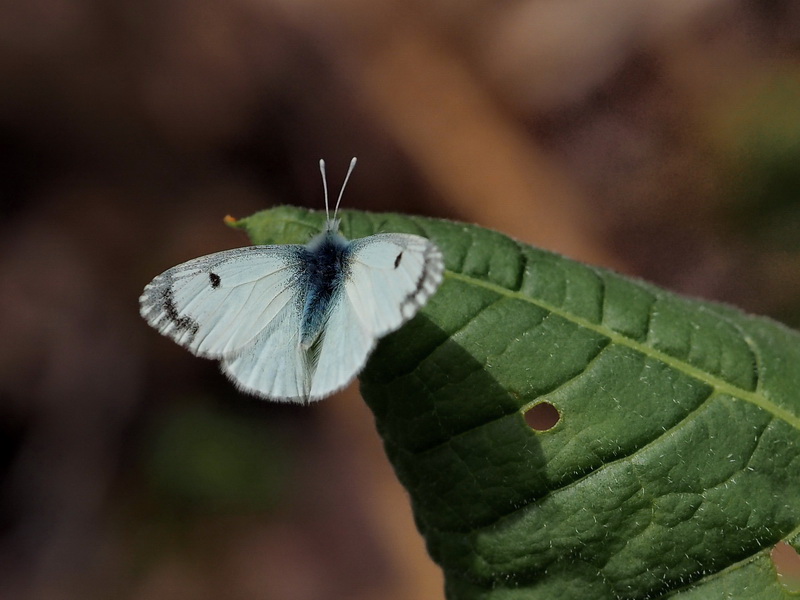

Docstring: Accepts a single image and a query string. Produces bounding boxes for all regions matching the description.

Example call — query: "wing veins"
[193,265,303,355]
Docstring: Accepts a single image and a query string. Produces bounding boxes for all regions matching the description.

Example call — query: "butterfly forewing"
[139,246,305,358]
[347,233,444,332]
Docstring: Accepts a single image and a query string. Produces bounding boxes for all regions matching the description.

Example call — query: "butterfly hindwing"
[307,291,372,400]
[220,302,311,401]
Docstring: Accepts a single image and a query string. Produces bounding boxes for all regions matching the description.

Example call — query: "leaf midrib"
[445,270,800,432]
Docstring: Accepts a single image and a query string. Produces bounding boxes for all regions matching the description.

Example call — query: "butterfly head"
[324,217,342,233]
[320,157,357,233]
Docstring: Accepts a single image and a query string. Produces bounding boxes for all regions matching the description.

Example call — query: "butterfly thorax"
[299,229,352,349]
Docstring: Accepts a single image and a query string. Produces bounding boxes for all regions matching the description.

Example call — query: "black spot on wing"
[394,252,403,268]
[407,265,426,303]
[209,272,221,288]
[401,242,443,313]
[162,287,199,341]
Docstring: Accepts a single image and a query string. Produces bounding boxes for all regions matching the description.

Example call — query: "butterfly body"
[299,226,351,350]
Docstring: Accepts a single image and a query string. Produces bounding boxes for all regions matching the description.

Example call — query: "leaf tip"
[223,214,243,229]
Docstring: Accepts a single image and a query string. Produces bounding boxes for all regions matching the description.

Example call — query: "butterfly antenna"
[332,157,357,223]
[319,159,331,223]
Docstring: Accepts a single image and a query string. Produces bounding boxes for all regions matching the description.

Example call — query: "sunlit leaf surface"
[238,206,800,600]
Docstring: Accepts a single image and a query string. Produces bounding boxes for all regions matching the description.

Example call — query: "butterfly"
[139,158,444,404]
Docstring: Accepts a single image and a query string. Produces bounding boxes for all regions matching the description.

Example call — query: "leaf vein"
[444,270,800,431]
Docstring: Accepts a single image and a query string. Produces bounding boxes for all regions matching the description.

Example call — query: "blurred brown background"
[1,1,799,599]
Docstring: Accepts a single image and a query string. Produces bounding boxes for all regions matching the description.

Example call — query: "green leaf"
[234,206,800,599]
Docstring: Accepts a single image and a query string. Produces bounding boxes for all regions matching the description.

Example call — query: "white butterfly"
[139,158,444,404]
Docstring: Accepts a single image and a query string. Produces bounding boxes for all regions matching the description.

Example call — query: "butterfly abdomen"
[299,231,352,349]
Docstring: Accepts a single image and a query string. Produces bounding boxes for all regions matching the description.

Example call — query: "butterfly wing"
[140,245,307,357]
[140,246,315,400]
[141,232,444,404]
[219,309,312,402]
[308,233,444,399]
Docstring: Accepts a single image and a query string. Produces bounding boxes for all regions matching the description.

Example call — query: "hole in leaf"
[524,402,560,431]
[773,541,800,593]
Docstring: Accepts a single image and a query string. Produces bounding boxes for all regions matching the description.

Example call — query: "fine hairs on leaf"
[233,206,800,600]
